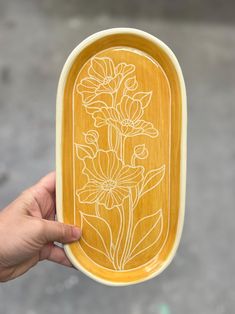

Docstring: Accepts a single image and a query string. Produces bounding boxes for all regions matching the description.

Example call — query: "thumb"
[41,220,81,244]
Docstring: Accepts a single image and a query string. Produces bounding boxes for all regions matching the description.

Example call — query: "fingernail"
[72,227,81,239]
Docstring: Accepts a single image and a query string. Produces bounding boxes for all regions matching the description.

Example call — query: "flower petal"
[106,150,123,179]
[95,150,110,179]
[117,165,144,187]
[96,84,112,93]
[108,190,127,207]
[76,181,102,203]
[106,192,116,209]
[116,63,135,77]
[82,157,106,182]
[88,58,106,81]
[78,77,99,89]
[129,100,144,121]
[112,187,129,201]
[117,95,143,121]
[117,95,130,120]
[89,57,115,81]
[107,73,122,91]
[92,110,108,127]
[92,108,120,128]
[98,190,109,205]
[84,101,108,115]
[104,57,116,77]
[76,84,97,102]
[135,120,159,138]
[100,191,115,209]
[93,150,122,180]
[121,124,135,136]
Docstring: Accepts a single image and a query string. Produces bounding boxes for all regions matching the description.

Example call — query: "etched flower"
[77,57,135,103]
[83,130,99,144]
[76,150,144,209]
[124,76,138,91]
[92,95,159,138]
[134,144,149,159]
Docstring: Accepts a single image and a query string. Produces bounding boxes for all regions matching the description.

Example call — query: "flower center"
[102,179,117,191]
[103,76,112,85]
[121,119,135,127]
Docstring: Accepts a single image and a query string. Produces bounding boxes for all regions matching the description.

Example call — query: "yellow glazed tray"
[56,28,187,285]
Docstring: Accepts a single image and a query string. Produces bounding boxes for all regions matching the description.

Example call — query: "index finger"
[38,172,56,195]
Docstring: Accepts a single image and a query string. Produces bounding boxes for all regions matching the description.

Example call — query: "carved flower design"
[77,57,135,103]
[92,95,159,138]
[76,150,144,209]
[75,55,165,270]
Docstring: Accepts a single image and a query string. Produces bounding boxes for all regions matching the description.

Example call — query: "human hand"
[0,172,81,282]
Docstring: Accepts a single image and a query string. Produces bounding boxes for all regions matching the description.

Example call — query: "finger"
[26,172,56,219]
[38,172,56,195]
[40,244,73,267]
[36,172,56,219]
[42,220,81,244]
[47,208,56,221]
[9,172,56,217]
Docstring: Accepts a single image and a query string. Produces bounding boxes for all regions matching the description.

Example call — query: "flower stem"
[108,125,113,150]
[112,91,118,108]
[95,202,100,217]
[114,128,120,153]
[131,154,136,166]
[119,135,123,161]
[120,191,134,269]
[119,136,126,162]
[122,136,126,161]
[113,205,125,270]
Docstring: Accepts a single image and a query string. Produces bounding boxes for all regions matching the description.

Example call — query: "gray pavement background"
[0,0,235,313]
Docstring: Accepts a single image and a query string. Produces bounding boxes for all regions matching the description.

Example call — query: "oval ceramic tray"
[56,28,187,286]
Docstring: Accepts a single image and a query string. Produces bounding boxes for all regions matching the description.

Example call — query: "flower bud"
[83,130,99,144]
[134,144,148,159]
[125,76,138,91]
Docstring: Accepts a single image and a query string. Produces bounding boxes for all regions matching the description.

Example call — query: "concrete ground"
[0,0,235,313]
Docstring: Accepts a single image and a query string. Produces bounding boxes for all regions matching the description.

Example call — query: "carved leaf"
[80,212,113,259]
[75,143,94,160]
[133,91,152,108]
[127,209,163,263]
[84,100,109,115]
[140,165,165,197]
